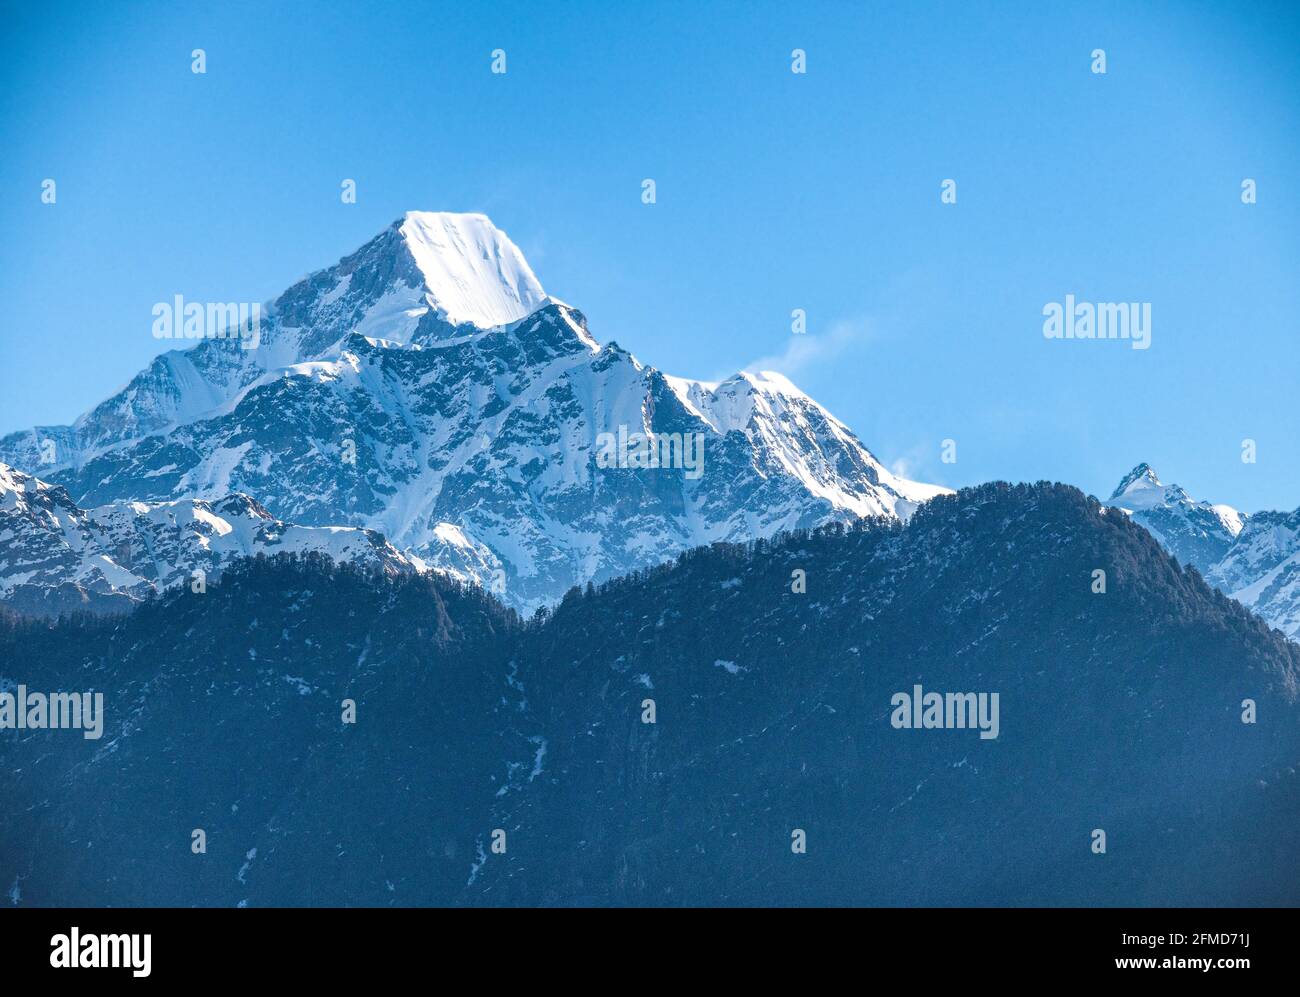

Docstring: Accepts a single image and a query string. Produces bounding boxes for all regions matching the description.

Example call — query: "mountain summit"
[1109,462,1164,502]
[0,213,948,612]
[1106,461,1244,573]
[395,211,551,330]
[1101,462,1300,641]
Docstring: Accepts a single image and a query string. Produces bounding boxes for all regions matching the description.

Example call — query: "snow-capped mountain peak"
[1106,462,1244,570]
[1110,462,1165,503]
[1098,461,1300,641]
[0,211,952,614]
[397,211,551,331]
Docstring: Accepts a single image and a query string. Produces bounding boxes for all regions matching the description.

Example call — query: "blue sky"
[2,0,1297,511]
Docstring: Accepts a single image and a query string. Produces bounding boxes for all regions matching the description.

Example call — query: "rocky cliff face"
[1207,506,1300,642]
[0,462,418,616]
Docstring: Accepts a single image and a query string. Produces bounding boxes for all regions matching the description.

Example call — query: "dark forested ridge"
[3,483,1299,906]
[0,554,525,907]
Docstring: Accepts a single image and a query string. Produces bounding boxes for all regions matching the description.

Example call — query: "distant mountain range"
[4,482,1297,906]
[0,463,418,616]
[0,212,945,615]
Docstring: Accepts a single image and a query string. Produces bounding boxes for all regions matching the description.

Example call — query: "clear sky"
[2,0,1297,512]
